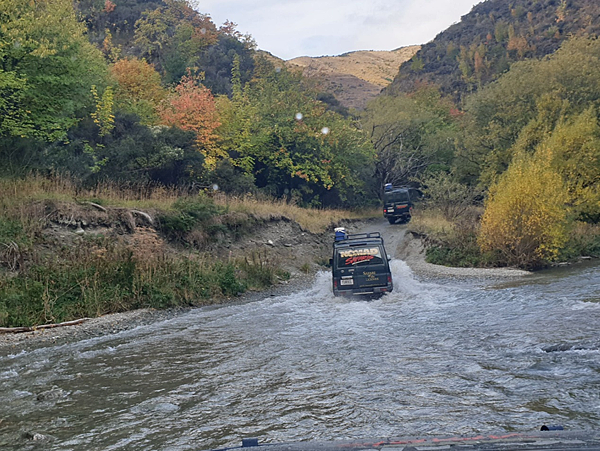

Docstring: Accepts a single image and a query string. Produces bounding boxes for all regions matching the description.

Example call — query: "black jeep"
[331,229,393,297]
[383,184,420,224]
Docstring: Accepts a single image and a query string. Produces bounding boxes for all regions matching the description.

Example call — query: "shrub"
[158,194,225,242]
[478,148,569,269]
[218,263,246,296]
[559,222,600,260]
[420,172,482,221]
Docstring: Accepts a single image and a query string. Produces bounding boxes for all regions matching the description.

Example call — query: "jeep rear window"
[385,191,410,203]
[336,246,384,267]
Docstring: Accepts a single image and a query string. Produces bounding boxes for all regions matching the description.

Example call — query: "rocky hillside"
[286,46,420,110]
[387,0,600,101]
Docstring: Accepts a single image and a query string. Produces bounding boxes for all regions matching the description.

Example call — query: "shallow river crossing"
[1,257,599,450]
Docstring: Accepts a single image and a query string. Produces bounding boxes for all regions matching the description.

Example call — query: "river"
[1,250,599,450]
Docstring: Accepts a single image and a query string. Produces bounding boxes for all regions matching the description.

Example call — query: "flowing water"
[1,260,599,450]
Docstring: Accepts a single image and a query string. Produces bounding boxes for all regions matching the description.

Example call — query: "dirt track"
[344,218,531,279]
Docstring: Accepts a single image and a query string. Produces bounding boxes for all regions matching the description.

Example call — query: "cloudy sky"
[197,0,483,60]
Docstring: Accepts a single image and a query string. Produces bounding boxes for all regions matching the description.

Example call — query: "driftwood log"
[130,209,153,224]
[0,318,90,334]
[80,201,107,212]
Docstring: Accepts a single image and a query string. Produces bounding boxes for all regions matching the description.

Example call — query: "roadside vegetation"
[0,174,374,328]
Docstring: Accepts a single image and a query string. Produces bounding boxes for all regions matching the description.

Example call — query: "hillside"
[287,46,420,110]
[387,0,600,101]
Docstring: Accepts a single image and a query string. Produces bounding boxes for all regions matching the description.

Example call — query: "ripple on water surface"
[0,261,599,450]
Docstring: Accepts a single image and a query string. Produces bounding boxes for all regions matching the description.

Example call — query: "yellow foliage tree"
[90,85,114,137]
[110,58,167,125]
[543,108,600,221]
[478,147,570,269]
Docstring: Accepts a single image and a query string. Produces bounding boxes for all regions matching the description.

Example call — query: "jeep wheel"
[387,217,396,224]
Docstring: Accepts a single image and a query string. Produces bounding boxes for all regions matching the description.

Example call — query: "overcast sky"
[197,0,482,60]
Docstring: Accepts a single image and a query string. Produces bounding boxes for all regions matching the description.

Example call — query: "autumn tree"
[110,58,167,125]
[158,74,221,168]
[478,147,569,269]
[540,107,600,222]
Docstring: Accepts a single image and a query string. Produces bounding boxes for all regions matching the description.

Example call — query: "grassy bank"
[0,175,376,328]
[408,207,600,269]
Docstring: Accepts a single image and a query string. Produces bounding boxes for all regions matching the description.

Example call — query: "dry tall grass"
[0,174,181,210]
[408,209,457,241]
[409,206,482,241]
[215,194,377,233]
[0,174,378,234]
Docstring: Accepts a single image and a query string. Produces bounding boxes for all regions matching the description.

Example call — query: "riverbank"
[0,270,315,354]
[0,175,381,330]
[0,220,535,354]
[397,230,532,278]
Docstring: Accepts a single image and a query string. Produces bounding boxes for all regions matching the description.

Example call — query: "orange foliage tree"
[110,58,167,124]
[158,74,222,168]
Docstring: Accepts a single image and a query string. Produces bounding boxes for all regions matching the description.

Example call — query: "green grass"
[0,239,290,327]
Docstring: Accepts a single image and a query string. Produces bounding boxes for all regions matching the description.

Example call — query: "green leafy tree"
[217,56,376,206]
[457,37,600,187]
[362,85,459,194]
[48,112,203,186]
[133,0,218,84]
[0,0,107,141]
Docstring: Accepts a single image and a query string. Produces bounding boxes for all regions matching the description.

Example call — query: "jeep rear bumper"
[333,284,393,297]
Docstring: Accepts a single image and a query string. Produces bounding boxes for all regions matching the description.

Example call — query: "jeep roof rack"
[384,184,410,192]
[333,231,384,246]
[344,232,381,240]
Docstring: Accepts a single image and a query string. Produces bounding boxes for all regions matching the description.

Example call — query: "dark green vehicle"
[331,229,393,297]
[383,184,418,224]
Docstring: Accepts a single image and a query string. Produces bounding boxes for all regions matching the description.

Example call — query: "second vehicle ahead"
[383,184,419,224]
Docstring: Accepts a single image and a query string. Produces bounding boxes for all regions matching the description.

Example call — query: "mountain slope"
[287,47,419,110]
[387,0,600,101]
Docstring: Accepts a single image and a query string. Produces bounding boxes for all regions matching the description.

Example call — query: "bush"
[420,172,482,221]
[209,159,256,195]
[0,218,24,245]
[218,263,246,296]
[559,222,600,260]
[478,148,570,269]
[158,194,226,242]
[426,241,490,268]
